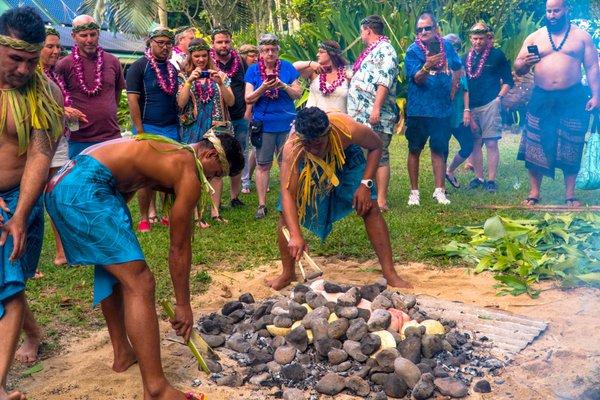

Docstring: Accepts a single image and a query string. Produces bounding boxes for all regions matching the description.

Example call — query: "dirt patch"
[18,260,600,399]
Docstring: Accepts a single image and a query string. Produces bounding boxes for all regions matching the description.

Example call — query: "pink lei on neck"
[259,58,281,99]
[210,48,241,78]
[353,36,389,72]
[465,43,492,79]
[144,48,177,96]
[415,36,447,70]
[72,44,104,96]
[318,66,346,95]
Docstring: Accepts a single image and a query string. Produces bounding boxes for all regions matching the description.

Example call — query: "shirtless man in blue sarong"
[45,132,243,400]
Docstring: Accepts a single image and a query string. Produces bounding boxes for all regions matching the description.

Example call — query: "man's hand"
[261,78,279,92]
[368,108,381,126]
[424,53,444,70]
[470,119,480,134]
[353,184,373,217]
[463,110,471,127]
[0,197,9,226]
[0,215,27,261]
[64,107,89,123]
[522,53,540,67]
[287,234,307,262]
[585,96,599,112]
[171,303,194,342]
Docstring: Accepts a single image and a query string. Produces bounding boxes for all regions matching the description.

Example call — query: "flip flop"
[521,197,540,206]
[211,215,229,224]
[196,219,210,229]
[565,198,581,207]
[445,173,460,188]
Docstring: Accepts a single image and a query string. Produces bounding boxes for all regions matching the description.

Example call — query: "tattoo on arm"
[30,129,57,158]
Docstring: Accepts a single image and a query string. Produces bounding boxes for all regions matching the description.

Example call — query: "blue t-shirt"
[245,60,299,133]
[126,57,179,127]
[405,39,462,118]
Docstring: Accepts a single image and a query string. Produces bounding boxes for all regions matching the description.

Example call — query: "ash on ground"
[196,278,501,399]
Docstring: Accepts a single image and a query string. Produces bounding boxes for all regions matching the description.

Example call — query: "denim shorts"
[231,118,249,154]
[256,131,289,165]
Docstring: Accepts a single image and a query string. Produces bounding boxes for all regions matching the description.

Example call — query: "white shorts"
[51,136,69,169]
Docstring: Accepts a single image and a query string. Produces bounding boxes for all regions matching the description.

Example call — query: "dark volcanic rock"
[357,307,371,322]
[375,348,399,369]
[239,293,255,304]
[337,287,361,307]
[371,294,393,310]
[421,334,444,358]
[226,332,251,353]
[347,319,368,341]
[346,375,371,397]
[281,363,306,382]
[474,379,492,393]
[315,372,346,395]
[398,336,422,364]
[327,348,348,365]
[306,291,328,309]
[285,326,308,352]
[412,373,435,400]
[248,348,273,365]
[310,318,330,342]
[215,373,243,387]
[367,309,391,331]
[344,340,368,362]
[335,305,359,320]
[200,333,225,348]
[199,319,220,335]
[205,359,223,373]
[228,309,246,323]
[335,360,352,372]
[315,338,342,357]
[434,377,469,398]
[221,301,244,316]
[433,365,449,378]
[274,346,296,365]
[360,284,381,302]
[274,315,293,328]
[394,356,422,388]
[384,373,408,398]
[288,302,308,321]
[324,281,344,293]
[360,334,382,356]
[328,317,349,340]
[370,372,389,386]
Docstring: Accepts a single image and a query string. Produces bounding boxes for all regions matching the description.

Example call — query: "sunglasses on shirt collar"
[416,25,435,33]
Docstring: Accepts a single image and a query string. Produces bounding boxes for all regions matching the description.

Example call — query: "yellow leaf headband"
[204,131,230,177]
[0,34,43,52]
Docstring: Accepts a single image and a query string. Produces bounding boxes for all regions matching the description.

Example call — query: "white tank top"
[305,70,349,113]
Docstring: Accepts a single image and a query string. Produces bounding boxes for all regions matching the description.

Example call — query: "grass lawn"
[26,132,598,350]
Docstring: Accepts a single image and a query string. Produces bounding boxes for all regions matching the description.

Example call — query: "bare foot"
[384,271,413,289]
[53,255,67,266]
[112,348,137,373]
[147,386,188,400]
[0,390,27,400]
[33,271,44,279]
[196,219,210,229]
[15,336,40,363]
[265,273,296,290]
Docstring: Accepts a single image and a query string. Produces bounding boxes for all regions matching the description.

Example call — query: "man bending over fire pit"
[45,133,243,399]
[268,107,411,290]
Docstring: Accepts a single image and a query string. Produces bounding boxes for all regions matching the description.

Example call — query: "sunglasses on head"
[416,25,435,33]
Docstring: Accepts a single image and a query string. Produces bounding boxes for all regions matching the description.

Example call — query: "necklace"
[72,45,104,96]
[210,49,241,78]
[319,66,346,95]
[465,43,492,79]
[258,58,281,99]
[415,36,447,70]
[144,48,177,95]
[194,77,215,103]
[547,22,571,51]
[43,66,71,107]
[353,36,389,72]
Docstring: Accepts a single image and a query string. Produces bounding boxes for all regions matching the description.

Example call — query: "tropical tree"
[78,0,158,35]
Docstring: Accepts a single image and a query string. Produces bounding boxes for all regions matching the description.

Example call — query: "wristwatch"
[361,179,374,188]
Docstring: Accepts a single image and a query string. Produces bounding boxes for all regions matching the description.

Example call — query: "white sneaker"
[407,190,420,206]
[432,188,451,205]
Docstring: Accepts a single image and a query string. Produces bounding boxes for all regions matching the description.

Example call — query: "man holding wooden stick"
[269,107,411,290]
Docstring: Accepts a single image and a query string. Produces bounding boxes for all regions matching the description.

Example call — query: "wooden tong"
[281,226,323,282]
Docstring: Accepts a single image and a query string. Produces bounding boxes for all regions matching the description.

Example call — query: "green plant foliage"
[117,90,132,132]
[434,213,600,298]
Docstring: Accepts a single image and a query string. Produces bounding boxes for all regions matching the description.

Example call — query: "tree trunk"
[158,0,168,27]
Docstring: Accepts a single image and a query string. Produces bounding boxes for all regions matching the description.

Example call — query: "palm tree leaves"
[78,0,157,36]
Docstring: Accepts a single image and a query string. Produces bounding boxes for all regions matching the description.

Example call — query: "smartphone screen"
[527,45,539,56]
[427,41,441,55]
[200,71,210,78]
[266,74,277,81]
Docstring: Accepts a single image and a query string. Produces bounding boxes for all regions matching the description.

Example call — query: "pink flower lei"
[43,66,72,107]
[210,48,241,78]
[258,57,281,99]
[319,66,346,95]
[145,48,177,96]
[353,35,389,73]
[415,36,447,70]
[72,44,104,96]
[193,75,216,104]
[465,42,492,79]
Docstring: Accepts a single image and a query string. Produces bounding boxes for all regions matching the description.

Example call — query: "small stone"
[367,309,391,331]
[199,319,220,335]
[421,334,444,358]
[328,348,348,365]
[251,303,269,321]
[403,294,417,309]
[285,325,308,352]
[249,372,270,386]
[316,372,346,395]
[347,318,369,341]
[288,302,308,320]
[306,291,328,309]
[433,365,449,378]
[215,373,243,387]
[404,325,424,338]
[344,340,368,362]
[239,293,255,304]
[335,360,352,372]
[283,388,305,400]
[221,301,244,316]
[311,318,330,342]
[375,277,388,290]
[315,338,342,357]
[271,335,286,349]
[394,357,422,388]
[267,360,282,373]
[398,336,422,364]
[360,334,381,356]
[391,293,406,310]
[474,379,492,393]
[416,362,433,375]
[328,318,349,340]
[274,315,293,328]
[274,346,296,365]
[250,363,268,374]
[370,391,388,400]
[256,328,270,338]
[360,284,381,302]
[297,353,312,365]
[205,359,222,373]
[302,306,330,328]
[325,301,337,313]
[412,372,435,400]
[371,294,393,310]
[384,373,408,398]
[375,348,400,369]
[357,365,371,378]
[281,363,306,382]
[346,375,371,396]
[200,333,226,348]
[225,332,250,353]
[357,308,371,322]
[335,305,359,319]
[228,309,246,323]
[369,372,389,386]
[434,377,468,398]
[324,282,344,293]
[337,287,361,307]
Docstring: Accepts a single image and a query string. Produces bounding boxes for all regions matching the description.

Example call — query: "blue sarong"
[278,144,377,240]
[0,187,44,319]
[134,123,180,141]
[45,155,145,306]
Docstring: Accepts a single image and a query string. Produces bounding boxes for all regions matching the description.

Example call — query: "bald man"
[56,15,126,158]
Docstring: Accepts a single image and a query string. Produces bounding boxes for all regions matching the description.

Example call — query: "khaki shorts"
[472,98,502,140]
[375,130,392,167]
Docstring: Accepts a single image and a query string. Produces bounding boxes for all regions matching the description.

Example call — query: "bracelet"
[464,108,471,112]
[308,61,313,68]
[183,81,191,88]
[421,66,430,73]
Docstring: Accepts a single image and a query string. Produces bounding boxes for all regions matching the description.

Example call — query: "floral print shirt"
[348,41,399,134]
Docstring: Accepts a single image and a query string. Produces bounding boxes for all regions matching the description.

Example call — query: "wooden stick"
[281,227,307,281]
[476,205,600,212]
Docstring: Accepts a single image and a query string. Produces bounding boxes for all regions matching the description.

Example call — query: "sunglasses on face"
[416,26,434,33]
[152,39,173,48]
